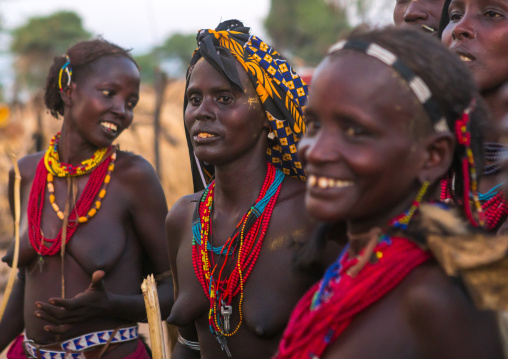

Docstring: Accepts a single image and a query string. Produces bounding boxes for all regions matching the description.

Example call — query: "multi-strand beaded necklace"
[440,142,508,231]
[28,133,116,257]
[192,162,284,354]
[481,190,508,231]
[480,143,508,230]
[441,183,508,231]
[276,185,434,359]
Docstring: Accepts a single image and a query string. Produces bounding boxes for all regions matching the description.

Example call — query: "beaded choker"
[44,133,110,177]
[191,163,284,355]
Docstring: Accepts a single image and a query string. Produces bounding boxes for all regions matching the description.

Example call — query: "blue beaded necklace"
[192,166,285,255]
[473,182,504,202]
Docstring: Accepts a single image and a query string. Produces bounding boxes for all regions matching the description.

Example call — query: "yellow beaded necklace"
[44,132,109,177]
[46,151,116,222]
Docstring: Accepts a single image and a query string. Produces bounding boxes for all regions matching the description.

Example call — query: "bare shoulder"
[277,176,308,218]
[278,176,306,202]
[14,151,44,180]
[114,150,158,183]
[403,263,479,322]
[8,152,44,201]
[403,263,460,315]
[166,192,201,239]
[166,193,201,241]
[402,262,503,359]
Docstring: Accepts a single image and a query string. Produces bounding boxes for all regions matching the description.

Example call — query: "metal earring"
[267,130,276,140]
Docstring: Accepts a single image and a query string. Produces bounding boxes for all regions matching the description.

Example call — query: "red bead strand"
[28,152,113,256]
[192,163,283,336]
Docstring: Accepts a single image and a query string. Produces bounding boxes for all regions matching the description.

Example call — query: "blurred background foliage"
[136,33,197,84]
[265,0,350,66]
[10,11,91,94]
[2,0,354,97]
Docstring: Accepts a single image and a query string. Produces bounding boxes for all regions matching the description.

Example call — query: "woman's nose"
[195,98,215,121]
[451,14,476,40]
[403,0,429,24]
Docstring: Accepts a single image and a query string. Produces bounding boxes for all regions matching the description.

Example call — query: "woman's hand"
[34,270,110,335]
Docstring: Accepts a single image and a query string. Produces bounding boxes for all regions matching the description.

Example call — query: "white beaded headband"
[328,39,449,133]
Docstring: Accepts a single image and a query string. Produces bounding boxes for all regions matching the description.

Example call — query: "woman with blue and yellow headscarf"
[166,20,339,358]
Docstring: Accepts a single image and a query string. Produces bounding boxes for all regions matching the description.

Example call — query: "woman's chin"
[305,197,348,223]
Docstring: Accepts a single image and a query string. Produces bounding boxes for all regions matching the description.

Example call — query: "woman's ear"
[418,131,455,184]
[60,82,76,107]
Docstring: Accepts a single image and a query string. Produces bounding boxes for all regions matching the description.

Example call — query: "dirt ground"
[0,80,192,358]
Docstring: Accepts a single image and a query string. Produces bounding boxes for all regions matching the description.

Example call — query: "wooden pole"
[0,153,21,323]
[141,274,167,359]
[153,68,168,178]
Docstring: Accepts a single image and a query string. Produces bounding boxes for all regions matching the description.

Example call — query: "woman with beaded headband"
[275,27,504,359]
[439,0,508,233]
[0,38,172,358]
[166,20,339,359]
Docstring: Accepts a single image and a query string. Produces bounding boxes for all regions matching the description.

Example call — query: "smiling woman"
[0,39,172,359]
[275,27,503,359]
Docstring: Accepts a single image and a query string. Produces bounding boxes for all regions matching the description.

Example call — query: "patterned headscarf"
[184,20,309,192]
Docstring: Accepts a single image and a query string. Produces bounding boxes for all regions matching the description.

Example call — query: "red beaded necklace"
[482,192,508,231]
[440,179,508,231]
[28,148,114,256]
[192,163,283,339]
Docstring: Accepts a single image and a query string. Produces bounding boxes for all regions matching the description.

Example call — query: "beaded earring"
[58,55,73,92]
[455,101,484,227]
[391,180,430,230]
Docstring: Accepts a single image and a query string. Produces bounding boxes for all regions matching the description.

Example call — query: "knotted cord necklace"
[192,162,284,351]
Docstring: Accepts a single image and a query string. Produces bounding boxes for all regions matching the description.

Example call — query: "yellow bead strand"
[46,149,117,223]
[44,133,109,177]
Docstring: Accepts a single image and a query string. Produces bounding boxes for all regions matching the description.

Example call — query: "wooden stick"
[0,153,21,323]
[141,274,167,359]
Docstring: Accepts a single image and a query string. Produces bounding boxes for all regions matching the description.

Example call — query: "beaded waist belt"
[23,325,138,359]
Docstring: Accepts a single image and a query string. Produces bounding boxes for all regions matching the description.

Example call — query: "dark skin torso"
[2,150,172,358]
[321,260,502,359]
[168,55,341,359]
[167,176,339,359]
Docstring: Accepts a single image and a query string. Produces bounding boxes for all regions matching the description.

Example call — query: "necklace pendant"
[221,304,232,334]
[216,334,232,357]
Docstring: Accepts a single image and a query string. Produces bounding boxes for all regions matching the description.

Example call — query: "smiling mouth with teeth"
[308,174,354,189]
[197,133,215,138]
[101,122,118,132]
